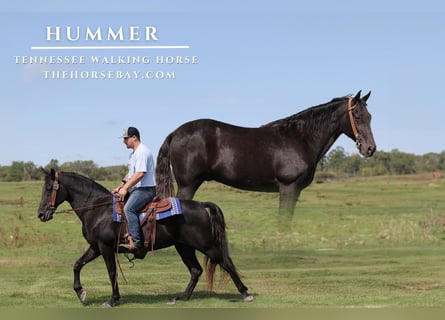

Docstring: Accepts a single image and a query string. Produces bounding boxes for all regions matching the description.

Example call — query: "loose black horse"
[156,91,376,219]
[37,169,253,307]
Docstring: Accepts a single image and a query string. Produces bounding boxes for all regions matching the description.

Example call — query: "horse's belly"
[214,176,279,193]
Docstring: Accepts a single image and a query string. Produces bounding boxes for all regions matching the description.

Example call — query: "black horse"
[37,169,253,307]
[156,91,376,219]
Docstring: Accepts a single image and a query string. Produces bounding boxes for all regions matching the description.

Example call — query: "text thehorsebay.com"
[14,25,199,80]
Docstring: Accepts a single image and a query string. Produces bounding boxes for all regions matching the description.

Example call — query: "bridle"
[348,98,361,148]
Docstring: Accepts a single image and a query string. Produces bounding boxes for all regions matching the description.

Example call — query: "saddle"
[115,195,172,256]
[139,196,171,252]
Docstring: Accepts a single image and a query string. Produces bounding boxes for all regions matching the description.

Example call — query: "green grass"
[1,174,445,308]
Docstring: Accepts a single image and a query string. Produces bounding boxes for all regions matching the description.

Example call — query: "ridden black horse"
[156,90,376,219]
[37,169,253,307]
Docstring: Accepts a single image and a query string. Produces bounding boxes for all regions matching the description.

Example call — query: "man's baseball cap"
[121,127,140,139]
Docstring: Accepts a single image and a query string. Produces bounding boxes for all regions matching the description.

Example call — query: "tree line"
[1,148,444,182]
[319,147,445,178]
[0,159,127,182]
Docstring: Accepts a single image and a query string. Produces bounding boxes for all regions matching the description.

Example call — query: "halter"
[348,98,361,148]
[49,171,59,210]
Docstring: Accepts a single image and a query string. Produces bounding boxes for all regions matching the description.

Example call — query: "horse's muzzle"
[360,144,376,158]
[366,144,376,157]
[38,209,54,222]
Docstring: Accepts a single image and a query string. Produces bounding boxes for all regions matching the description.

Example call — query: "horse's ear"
[40,167,48,175]
[352,90,362,104]
[362,91,371,102]
[50,168,56,179]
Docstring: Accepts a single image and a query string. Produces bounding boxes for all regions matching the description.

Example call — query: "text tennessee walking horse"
[37,169,253,307]
[156,91,376,218]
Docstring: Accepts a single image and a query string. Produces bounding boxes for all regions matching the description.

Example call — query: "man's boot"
[119,233,135,251]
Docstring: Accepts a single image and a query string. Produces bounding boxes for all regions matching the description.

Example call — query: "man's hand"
[117,187,128,202]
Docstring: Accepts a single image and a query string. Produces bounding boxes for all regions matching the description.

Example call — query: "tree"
[343,154,362,176]
[61,160,98,177]
[325,146,347,172]
[418,152,441,172]
[44,159,60,172]
[5,161,25,181]
[389,149,416,175]
[372,151,392,175]
[23,161,40,180]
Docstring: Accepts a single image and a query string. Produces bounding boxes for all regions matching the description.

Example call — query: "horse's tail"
[203,202,240,292]
[155,133,175,198]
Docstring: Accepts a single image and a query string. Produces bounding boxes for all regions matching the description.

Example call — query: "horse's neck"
[63,175,104,215]
[303,103,347,162]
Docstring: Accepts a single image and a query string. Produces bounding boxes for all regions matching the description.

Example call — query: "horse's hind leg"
[220,257,253,302]
[207,249,254,302]
[73,245,100,304]
[176,180,202,200]
[173,244,203,302]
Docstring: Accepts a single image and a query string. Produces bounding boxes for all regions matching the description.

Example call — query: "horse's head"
[37,168,67,222]
[345,90,376,158]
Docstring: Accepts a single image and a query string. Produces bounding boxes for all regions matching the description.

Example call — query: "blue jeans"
[124,187,156,247]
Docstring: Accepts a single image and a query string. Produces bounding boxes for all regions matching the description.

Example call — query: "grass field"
[1,174,445,309]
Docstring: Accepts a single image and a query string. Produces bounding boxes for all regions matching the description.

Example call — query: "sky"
[1,1,445,167]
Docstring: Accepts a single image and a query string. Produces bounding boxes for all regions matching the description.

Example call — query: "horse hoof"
[243,294,254,302]
[102,299,119,308]
[77,289,87,304]
[166,298,177,305]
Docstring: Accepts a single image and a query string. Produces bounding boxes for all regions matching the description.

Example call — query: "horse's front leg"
[73,245,100,304]
[99,243,120,307]
[278,183,301,225]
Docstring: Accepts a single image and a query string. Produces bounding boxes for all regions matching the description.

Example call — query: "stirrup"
[119,234,135,251]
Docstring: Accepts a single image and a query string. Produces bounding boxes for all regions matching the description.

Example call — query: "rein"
[54,200,113,215]
[347,98,361,147]
[49,172,112,215]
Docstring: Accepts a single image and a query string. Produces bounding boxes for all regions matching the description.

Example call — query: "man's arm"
[117,172,145,201]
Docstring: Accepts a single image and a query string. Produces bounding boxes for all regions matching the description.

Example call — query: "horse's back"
[166,119,282,191]
[170,118,272,157]
[173,118,257,135]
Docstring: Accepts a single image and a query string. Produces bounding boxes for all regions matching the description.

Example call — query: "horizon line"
[31,45,190,50]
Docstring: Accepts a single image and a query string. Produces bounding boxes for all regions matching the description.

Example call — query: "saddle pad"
[155,197,182,220]
[138,197,183,223]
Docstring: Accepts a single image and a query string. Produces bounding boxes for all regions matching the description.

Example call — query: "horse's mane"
[262,96,350,132]
[61,171,111,196]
